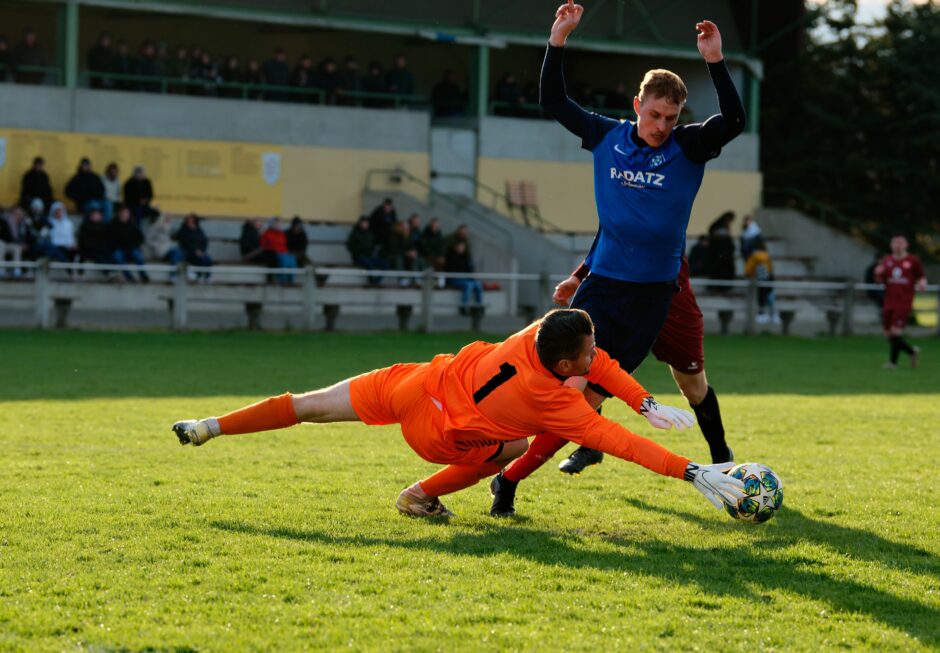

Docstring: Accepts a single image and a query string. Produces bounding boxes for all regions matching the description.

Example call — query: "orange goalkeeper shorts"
[349,363,504,466]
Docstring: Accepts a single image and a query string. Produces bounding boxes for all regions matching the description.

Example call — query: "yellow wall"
[0,128,429,221]
[477,156,762,236]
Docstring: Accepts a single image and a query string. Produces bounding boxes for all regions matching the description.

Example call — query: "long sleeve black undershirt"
[539,44,746,164]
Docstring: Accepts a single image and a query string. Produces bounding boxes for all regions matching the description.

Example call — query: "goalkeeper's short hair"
[535,308,595,369]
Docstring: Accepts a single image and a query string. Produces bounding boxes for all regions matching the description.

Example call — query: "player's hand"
[685,461,744,510]
[696,20,723,63]
[550,0,584,47]
[553,275,581,306]
[640,397,696,430]
[916,278,928,292]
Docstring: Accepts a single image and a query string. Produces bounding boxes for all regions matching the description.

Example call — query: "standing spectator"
[65,158,111,222]
[218,56,243,98]
[361,61,387,107]
[315,58,341,105]
[290,54,315,102]
[420,217,445,271]
[123,165,157,223]
[385,54,414,98]
[239,218,271,266]
[0,36,12,81]
[382,220,409,284]
[244,58,263,98]
[445,240,483,312]
[19,156,53,213]
[171,213,212,281]
[112,39,136,90]
[368,197,397,249]
[262,47,290,101]
[145,213,175,262]
[346,216,385,285]
[494,72,525,116]
[189,51,219,96]
[431,69,463,117]
[13,28,46,85]
[109,205,148,281]
[101,162,121,215]
[77,209,112,264]
[0,207,28,275]
[744,238,777,324]
[739,214,763,262]
[405,213,423,275]
[87,31,115,89]
[259,217,297,284]
[136,40,162,93]
[336,55,360,105]
[286,216,309,267]
[164,45,189,93]
[687,234,709,277]
[874,235,927,369]
[706,210,735,288]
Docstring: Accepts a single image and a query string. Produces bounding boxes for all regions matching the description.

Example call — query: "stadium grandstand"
[0,0,935,334]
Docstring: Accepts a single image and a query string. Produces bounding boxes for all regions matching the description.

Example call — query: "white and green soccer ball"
[725,462,784,523]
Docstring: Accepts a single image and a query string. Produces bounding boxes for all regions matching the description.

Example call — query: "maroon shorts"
[651,259,705,375]
[882,304,911,331]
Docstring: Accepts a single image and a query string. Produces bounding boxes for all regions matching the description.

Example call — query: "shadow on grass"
[213,517,939,647]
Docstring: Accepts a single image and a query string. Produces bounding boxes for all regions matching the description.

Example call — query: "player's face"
[891,236,908,257]
[565,334,597,377]
[634,95,681,147]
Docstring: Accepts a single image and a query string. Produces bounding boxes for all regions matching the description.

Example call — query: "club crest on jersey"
[650,153,666,168]
[609,167,665,188]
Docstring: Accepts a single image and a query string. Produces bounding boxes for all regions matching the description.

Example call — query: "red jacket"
[260,228,288,254]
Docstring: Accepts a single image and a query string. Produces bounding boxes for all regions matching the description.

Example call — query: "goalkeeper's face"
[558,334,597,377]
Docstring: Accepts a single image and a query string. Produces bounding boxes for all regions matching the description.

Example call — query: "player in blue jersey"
[490,1,746,516]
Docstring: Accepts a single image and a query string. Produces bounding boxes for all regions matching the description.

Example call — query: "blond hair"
[638,69,687,106]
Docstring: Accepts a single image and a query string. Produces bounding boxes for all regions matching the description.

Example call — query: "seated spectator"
[405,213,423,274]
[218,56,243,98]
[0,207,28,276]
[744,237,777,324]
[346,215,385,285]
[171,213,212,281]
[239,218,273,266]
[361,61,388,108]
[123,165,158,224]
[688,234,709,277]
[101,162,121,216]
[27,197,46,226]
[19,156,53,213]
[87,31,115,89]
[259,217,297,285]
[44,201,78,263]
[336,55,360,105]
[0,36,11,82]
[13,28,46,85]
[109,205,148,282]
[136,40,161,92]
[382,220,410,285]
[739,215,763,261]
[369,197,397,247]
[420,217,445,271]
[445,240,483,312]
[385,54,414,98]
[65,157,111,222]
[78,208,112,264]
[290,54,314,102]
[112,39,136,91]
[145,213,176,262]
[262,47,290,101]
[286,216,310,267]
[432,69,464,117]
[706,210,736,290]
[315,57,341,105]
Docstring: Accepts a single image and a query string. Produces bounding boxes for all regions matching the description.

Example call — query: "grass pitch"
[1,330,938,652]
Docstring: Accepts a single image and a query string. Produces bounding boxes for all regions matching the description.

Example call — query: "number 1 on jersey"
[473,363,518,404]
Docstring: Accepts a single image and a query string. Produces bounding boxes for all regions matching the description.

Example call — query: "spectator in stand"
[19,156,53,213]
[171,213,212,281]
[420,216,446,272]
[145,213,175,262]
[78,208,112,264]
[286,216,309,267]
[13,28,46,85]
[190,51,219,96]
[0,36,11,82]
[336,55,360,105]
[744,237,777,324]
[445,239,483,313]
[109,205,149,282]
[123,165,157,224]
[137,40,162,92]
[164,45,189,93]
[386,54,414,99]
[361,61,388,107]
[259,217,297,285]
[382,220,410,285]
[605,81,630,112]
[864,252,885,308]
[494,72,525,116]
[290,54,314,101]
[706,210,735,290]
[368,197,397,250]
[0,207,29,275]
[446,223,472,256]
[44,201,78,263]
[66,157,111,222]
[101,162,121,216]
[218,56,243,98]
[189,45,203,68]
[87,31,115,89]
[405,213,423,274]
[432,69,464,117]
[346,215,385,285]
[739,214,762,262]
[239,218,273,266]
[263,47,290,101]
[112,39,136,90]
[244,58,263,99]
[687,234,709,277]
[316,57,341,105]
[28,197,46,227]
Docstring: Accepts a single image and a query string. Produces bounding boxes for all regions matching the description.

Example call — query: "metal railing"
[0,64,63,85]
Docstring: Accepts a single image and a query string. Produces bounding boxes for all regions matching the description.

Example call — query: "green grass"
[1,330,938,652]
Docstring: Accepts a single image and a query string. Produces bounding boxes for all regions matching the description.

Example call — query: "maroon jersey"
[879,254,924,307]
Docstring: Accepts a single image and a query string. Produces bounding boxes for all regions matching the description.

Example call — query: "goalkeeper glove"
[640,397,696,430]
[685,462,745,510]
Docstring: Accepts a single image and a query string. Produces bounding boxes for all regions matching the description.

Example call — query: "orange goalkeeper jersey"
[423,321,689,479]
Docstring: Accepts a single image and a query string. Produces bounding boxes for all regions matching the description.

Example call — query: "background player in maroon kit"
[874,235,927,369]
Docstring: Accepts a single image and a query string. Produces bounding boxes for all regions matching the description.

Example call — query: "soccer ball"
[725,462,784,523]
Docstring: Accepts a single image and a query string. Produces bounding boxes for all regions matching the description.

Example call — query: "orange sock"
[217,392,299,435]
[419,461,502,498]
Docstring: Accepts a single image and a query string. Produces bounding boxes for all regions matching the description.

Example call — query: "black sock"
[890,337,902,364]
[896,336,914,356]
[691,386,729,463]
